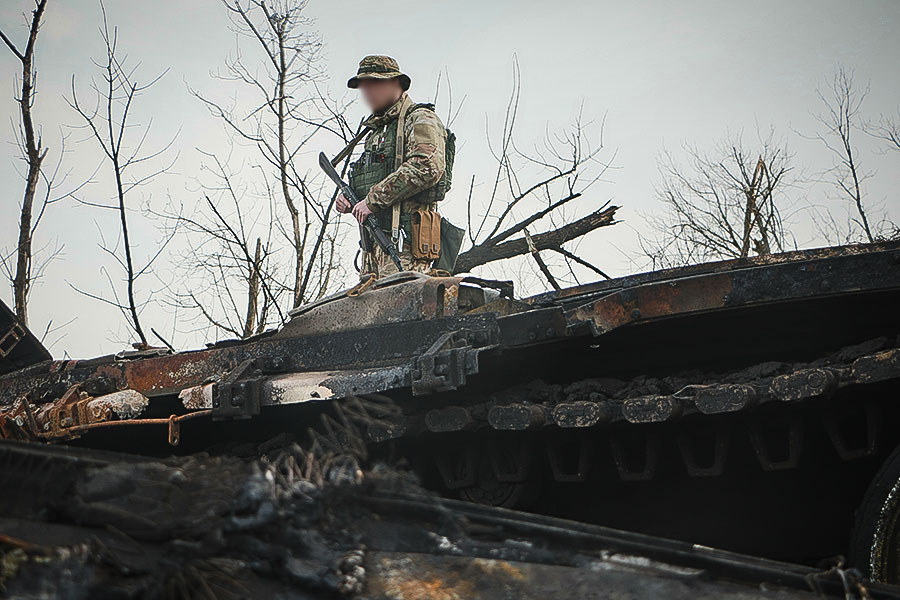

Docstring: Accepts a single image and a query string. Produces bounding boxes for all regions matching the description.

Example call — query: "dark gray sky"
[2,0,899,358]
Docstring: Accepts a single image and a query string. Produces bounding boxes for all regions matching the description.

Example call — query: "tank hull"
[2,242,900,581]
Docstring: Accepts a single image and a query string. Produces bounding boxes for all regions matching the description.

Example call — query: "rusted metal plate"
[529,240,900,308]
[0,312,500,405]
[571,273,733,333]
[112,351,223,395]
[568,243,900,335]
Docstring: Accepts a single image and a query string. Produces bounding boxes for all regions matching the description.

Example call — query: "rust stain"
[471,557,526,581]
[371,556,474,600]
[380,576,472,600]
[121,352,215,393]
[573,272,733,333]
[538,240,894,307]
[369,554,528,599]
[422,277,461,319]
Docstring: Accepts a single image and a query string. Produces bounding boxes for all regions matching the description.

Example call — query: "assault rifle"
[318,152,403,271]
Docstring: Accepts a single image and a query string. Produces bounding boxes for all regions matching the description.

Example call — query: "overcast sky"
[1,0,899,359]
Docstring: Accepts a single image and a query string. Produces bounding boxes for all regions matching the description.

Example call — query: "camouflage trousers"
[362,238,432,279]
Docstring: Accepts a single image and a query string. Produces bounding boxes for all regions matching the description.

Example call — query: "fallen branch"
[524,228,560,290]
[453,205,619,274]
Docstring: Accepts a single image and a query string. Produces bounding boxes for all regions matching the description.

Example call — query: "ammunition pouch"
[411,209,441,260]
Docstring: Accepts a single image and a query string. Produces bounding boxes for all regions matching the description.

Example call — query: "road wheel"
[850,443,900,583]
[455,438,541,509]
[457,453,527,508]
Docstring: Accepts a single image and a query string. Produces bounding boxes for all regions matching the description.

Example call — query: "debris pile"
[0,444,379,598]
[0,441,894,599]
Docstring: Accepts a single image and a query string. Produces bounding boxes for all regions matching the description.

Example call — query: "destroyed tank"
[2,241,900,584]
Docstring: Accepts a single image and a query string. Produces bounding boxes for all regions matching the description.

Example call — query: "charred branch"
[455,205,619,273]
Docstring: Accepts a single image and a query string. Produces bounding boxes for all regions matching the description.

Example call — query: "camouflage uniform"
[346,56,447,278]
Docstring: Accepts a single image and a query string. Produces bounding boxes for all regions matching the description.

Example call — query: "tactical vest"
[348,103,455,233]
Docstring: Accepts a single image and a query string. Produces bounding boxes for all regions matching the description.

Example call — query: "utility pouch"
[411,209,441,260]
[434,217,464,273]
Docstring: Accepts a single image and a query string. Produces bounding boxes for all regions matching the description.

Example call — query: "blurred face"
[359,78,404,113]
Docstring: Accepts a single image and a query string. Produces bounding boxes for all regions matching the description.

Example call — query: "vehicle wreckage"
[1,240,900,597]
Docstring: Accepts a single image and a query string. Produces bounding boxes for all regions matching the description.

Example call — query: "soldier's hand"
[352,200,374,225]
[336,193,352,214]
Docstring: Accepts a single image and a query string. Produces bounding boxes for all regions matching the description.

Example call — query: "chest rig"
[348,102,448,241]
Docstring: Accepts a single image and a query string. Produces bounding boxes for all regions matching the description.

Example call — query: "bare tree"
[810,67,875,243]
[640,130,793,269]
[455,57,619,286]
[193,0,354,310]
[158,148,290,340]
[67,2,176,348]
[869,108,900,153]
[0,0,48,326]
[430,66,467,129]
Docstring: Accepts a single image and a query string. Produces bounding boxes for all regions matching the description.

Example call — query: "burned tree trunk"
[454,205,618,274]
[1,0,49,326]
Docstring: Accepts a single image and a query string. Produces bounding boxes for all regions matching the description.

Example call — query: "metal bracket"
[212,356,289,420]
[412,347,473,395]
[0,321,25,358]
[411,330,485,395]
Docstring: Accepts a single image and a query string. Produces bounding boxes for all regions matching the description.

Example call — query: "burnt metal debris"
[2,241,900,596]
[0,440,895,599]
[0,299,49,375]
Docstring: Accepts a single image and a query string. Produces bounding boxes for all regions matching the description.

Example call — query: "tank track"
[304,336,900,491]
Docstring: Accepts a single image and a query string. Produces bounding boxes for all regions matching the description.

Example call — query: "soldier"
[337,55,450,278]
